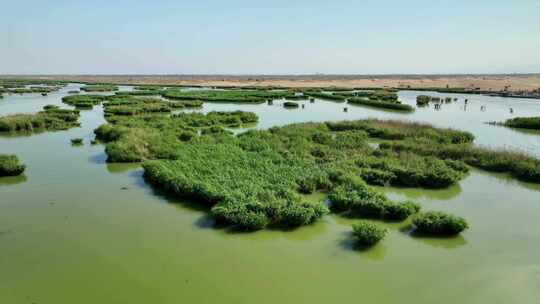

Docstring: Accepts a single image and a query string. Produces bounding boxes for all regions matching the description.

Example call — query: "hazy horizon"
[2,0,539,75]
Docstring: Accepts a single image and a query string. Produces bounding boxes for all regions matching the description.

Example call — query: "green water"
[1,85,540,303]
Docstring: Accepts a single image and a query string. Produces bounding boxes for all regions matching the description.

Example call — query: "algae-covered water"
[1,85,539,303]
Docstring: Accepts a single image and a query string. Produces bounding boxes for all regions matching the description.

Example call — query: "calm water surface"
[1,85,539,303]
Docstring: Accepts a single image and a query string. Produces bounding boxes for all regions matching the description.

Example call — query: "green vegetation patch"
[326,120,475,144]
[71,138,84,145]
[161,89,295,103]
[352,221,387,246]
[503,116,540,130]
[283,101,299,108]
[0,105,80,133]
[328,174,421,220]
[380,140,540,183]
[412,211,468,235]
[348,97,414,112]
[81,84,118,92]
[94,111,259,162]
[62,94,108,109]
[0,154,26,177]
[143,142,329,230]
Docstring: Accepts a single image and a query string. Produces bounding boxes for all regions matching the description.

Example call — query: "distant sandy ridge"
[3,74,540,92]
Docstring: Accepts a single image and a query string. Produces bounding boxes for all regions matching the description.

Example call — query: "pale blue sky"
[1,0,539,74]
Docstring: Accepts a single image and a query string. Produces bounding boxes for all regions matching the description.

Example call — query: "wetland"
[1,82,540,304]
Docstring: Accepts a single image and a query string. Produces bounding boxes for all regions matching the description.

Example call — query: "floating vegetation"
[62,94,108,109]
[412,211,468,235]
[81,84,118,92]
[0,154,25,177]
[68,90,80,94]
[502,116,540,130]
[161,89,295,103]
[71,138,84,145]
[0,105,80,133]
[352,221,387,246]
[283,101,299,108]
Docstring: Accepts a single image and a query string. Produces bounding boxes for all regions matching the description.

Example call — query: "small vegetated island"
[0,105,80,133]
[0,79,65,95]
[499,116,540,131]
[161,88,302,103]
[0,154,25,177]
[303,89,414,112]
[80,84,119,92]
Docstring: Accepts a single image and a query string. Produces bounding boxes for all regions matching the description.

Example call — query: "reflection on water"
[0,174,27,187]
[375,183,463,201]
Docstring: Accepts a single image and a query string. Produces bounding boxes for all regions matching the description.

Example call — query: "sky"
[1,0,539,75]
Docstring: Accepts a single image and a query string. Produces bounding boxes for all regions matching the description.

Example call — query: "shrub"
[412,211,468,235]
[0,154,26,176]
[352,221,387,246]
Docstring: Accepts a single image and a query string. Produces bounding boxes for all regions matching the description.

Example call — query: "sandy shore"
[4,74,540,92]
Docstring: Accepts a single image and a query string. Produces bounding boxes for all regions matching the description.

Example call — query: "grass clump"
[0,154,25,176]
[380,140,540,183]
[352,221,387,246]
[81,84,118,92]
[348,97,414,112]
[416,95,431,106]
[412,211,468,235]
[326,119,474,144]
[0,105,80,133]
[71,138,83,145]
[327,174,421,220]
[503,117,540,130]
[305,91,347,102]
[62,94,108,109]
[143,142,329,230]
[356,152,468,188]
[94,111,259,162]
[283,101,299,108]
[161,89,294,104]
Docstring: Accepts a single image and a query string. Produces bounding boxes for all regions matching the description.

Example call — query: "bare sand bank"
[3,74,540,92]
